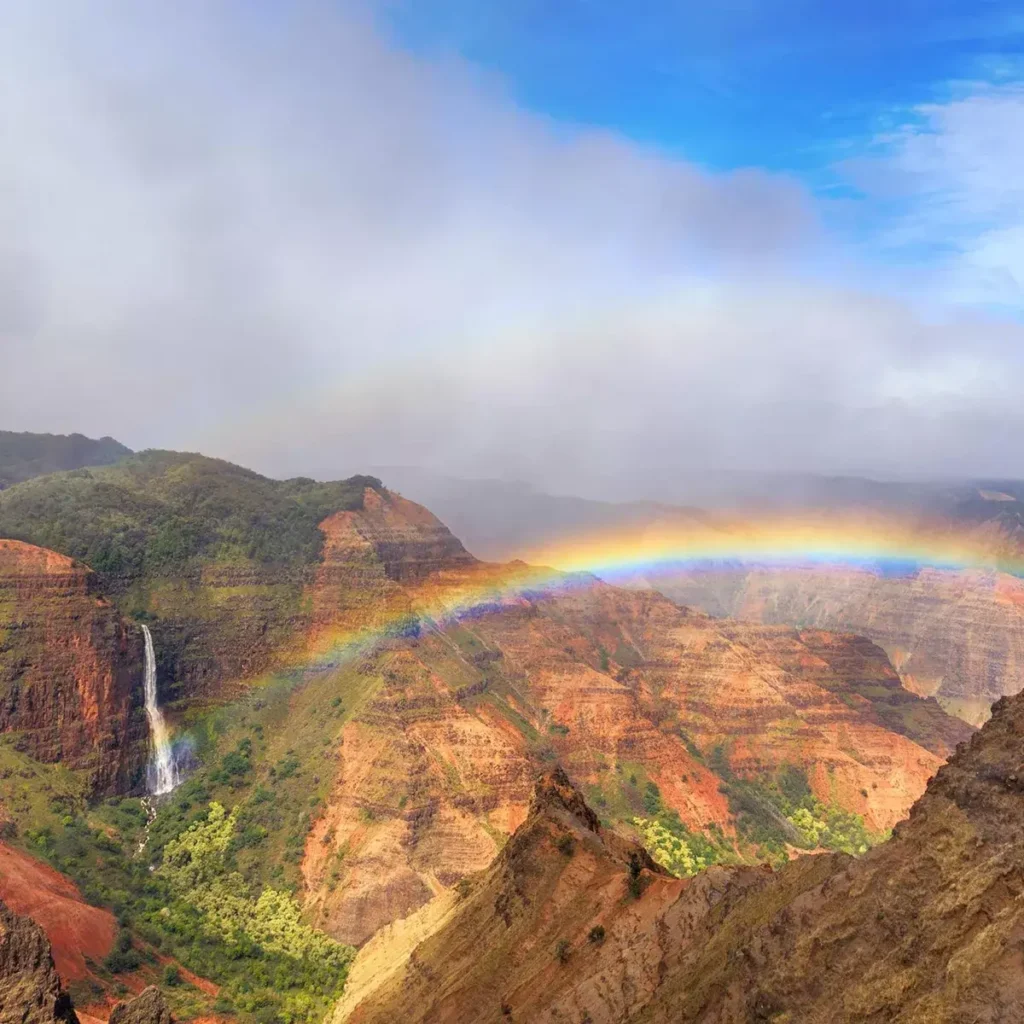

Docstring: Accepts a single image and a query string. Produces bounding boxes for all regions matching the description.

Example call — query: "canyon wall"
[658,565,1024,725]
[0,541,147,795]
[340,684,1024,1023]
[292,498,969,944]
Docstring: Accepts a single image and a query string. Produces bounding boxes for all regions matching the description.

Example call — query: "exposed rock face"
[0,899,78,1024]
[108,986,173,1024]
[658,564,1024,725]
[339,688,1024,1023]
[0,540,147,794]
[335,767,677,1024]
[115,487,474,705]
[301,515,968,944]
[470,586,966,832]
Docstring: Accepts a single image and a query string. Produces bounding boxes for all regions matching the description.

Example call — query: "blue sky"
[383,0,1024,315]
[385,0,1023,175]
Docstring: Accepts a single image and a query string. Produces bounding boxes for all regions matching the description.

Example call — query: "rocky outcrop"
[0,540,147,794]
[108,987,173,1024]
[659,564,1024,725]
[474,584,964,832]
[336,767,677,1023]
[0,899,78,1024]
[111,487,475,705]
[339,686,1024,1023]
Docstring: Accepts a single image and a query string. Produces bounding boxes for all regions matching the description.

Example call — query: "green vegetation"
[0,430,130,490]
[628,753,877,877]
[0,449,379,577]
[712,752,877,863]
[24,791,352,1021]
[104,928,143,972]
[626,852,644,900]
[631,780,729,877]
[9,652,383,1022]
[588,925,605,944]
[158,803,354,1008]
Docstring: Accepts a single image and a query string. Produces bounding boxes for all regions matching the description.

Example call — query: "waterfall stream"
[141,624,179,796]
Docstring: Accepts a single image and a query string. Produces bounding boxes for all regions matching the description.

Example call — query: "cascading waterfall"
[141,624,179,796]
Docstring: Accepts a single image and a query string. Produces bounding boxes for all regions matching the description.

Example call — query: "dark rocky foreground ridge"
[0,897,175,1023]
[341,687,1024,1023]
[0,899,77,1024]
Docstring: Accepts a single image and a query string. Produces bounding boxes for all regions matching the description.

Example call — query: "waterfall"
[141,625,178,796]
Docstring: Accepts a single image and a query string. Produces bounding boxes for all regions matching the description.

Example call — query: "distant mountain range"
[374,464,1024,561]
[0,430,131,490]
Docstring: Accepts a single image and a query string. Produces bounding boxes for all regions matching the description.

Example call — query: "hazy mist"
[3,1,1024,499]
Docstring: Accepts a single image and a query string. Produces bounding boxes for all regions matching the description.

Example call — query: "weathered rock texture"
[0,898,78,1024]
[0,540,147,794]
[339,688,1024,1022]
[108,986,173,1024]
[299,499,968,944]
[659,564,1024,725]
[107,486,474,707]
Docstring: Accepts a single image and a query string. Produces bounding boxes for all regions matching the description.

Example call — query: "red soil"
[0,840,116,981]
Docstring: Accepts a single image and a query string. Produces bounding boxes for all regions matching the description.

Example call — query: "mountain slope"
[0,842,115,989]
[340,686,1024,1023]
[0,431,130,491]
[0,451,385,699]
[0,464,975,1020]
[292,562,968,944]
[0,898,79,1024]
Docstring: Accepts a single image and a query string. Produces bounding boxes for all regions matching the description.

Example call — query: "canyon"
[0,442,1002,1022]
[201,486,971,946]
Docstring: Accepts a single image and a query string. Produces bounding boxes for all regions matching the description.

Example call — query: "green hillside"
[0,449,379,577]
[0,450,384,695]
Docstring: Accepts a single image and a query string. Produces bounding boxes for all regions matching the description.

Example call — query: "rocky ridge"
[0,898,78,1024]
[339,685,1024,1022]
[295,496,970,944]
[108,987,174,1024]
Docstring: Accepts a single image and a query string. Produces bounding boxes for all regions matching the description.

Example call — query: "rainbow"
[165,511,1022,774]
[292,511,1022,677]
[518,513,1024,583]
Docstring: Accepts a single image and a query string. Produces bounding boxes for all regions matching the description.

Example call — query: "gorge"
[0,439,1015,1023]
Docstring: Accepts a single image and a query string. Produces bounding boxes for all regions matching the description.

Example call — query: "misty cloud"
[1,1,1023,497]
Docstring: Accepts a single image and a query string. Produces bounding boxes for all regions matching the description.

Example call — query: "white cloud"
[849,81,1024,308]
[1,1,1024,495]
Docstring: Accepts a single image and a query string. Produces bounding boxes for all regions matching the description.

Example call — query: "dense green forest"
[0,449,380,576]
[0,430,130,489]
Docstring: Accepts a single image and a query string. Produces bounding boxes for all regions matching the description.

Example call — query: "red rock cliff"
[0,540,147,795]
